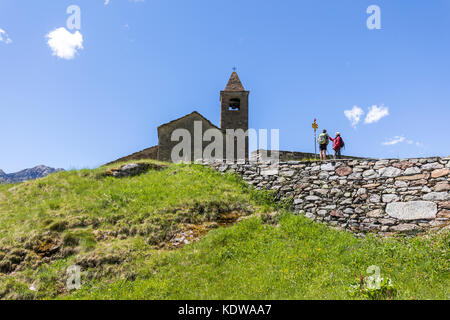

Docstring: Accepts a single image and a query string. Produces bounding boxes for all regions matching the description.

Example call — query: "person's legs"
[319,145,326,160]
[334,149,341,159]
[321,146,327,160]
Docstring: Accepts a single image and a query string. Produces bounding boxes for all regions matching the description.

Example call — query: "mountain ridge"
[0,165,64,184]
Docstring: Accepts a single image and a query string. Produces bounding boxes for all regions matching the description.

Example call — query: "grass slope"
[0,161,448,300]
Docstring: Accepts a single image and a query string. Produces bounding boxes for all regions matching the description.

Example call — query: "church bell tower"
[220,71,249,160]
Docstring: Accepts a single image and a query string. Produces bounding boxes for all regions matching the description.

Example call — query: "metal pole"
[314,131,317,159]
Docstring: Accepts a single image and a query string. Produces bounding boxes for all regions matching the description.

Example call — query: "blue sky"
[1,0,449,172]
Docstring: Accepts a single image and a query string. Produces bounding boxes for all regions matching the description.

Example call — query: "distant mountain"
[0,165,64,184]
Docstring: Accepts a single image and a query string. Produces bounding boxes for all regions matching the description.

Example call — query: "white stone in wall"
[331,188,342,195]
[363,169,380,179]
[374,160,389,169]
[369,194,381,203]
[422,162,444,171]
[383,194,399,203]
[280,170,295,177]
[357,188,367,195]
[390,224,420,232]
[378,167,402,178]
[404,167,421,175]
[348,172,362,180]
[386,201,437,220]
[379,218,396,225]
[313,189,328,196]
[340,199,352,205]
[321,163,335,171]
[423,192,449,201]
[367,209,384,218]
[261,169,278,176]
[395,181,409,188]
[318,171,329,179]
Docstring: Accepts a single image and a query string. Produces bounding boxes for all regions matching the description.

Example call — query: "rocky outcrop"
[209,157,450,236]
[0,166,64,184]
[105,163,166,178]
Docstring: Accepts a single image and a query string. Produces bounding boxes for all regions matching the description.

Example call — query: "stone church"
[110,72,250,164]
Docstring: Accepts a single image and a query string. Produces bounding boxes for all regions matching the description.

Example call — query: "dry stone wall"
[210,157,450,235]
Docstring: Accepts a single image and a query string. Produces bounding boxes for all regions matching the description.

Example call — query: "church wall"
[157,113,225,162]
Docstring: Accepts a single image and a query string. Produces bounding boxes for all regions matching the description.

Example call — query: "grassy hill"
[0,161,448,300]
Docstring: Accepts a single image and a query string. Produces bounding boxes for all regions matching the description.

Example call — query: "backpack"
[318,133,328,145]
[340,138,345,149]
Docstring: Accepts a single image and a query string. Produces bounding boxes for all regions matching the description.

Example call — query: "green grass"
[0,184,15,192]
[0,160,448,300]
[68,214,449,300]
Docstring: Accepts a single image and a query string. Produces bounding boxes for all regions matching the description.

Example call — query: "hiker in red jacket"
[329,132,344,159]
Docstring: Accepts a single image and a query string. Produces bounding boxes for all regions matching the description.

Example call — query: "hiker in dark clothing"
[329,132,344,159]
[318,129,330,161]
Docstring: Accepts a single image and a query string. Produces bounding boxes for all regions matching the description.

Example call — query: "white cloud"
[382,136,424,148]
[344,106,364,128]
[365,105,389,124]
[46,27,83,60]
[104,0,110,5]
[0,28,12,44]
[382,136,405,146]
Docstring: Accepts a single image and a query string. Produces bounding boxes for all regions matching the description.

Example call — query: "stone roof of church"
[224,72,245,91]
[157,111,221,130]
